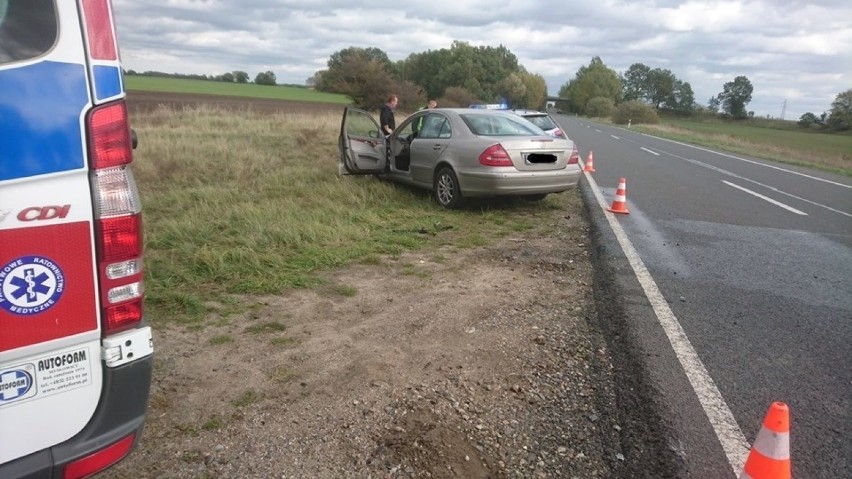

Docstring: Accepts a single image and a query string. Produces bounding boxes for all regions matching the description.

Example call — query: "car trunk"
[500,137,570,171]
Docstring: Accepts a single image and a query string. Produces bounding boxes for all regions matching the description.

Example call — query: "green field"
[125,75,352,104]
[633,116,852,175]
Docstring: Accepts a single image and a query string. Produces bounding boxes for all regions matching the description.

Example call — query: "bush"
[612,100,660,125]
[438,87,478,108]
[827,89,852,131]
[254,71,277,86]
[393,80,426,113]
[585,97,615,118]
[798,112,818,128]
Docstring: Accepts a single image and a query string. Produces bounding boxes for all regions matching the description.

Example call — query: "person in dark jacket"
[380,94,398,136]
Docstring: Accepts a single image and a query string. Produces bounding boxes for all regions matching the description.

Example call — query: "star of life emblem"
[0,255,65,315]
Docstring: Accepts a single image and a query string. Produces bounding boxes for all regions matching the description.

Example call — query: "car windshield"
[461,113,544,137]
[523,115,557,130]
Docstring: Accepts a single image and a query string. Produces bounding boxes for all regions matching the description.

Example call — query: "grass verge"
[132,105,571,326]
[629,117,852,175]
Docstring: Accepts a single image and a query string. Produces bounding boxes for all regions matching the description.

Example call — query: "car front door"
[338,107,387,174]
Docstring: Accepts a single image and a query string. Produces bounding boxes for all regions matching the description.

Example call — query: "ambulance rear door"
[0,0,112,464]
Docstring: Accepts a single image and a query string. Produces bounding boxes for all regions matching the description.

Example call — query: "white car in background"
[512,109,568,139]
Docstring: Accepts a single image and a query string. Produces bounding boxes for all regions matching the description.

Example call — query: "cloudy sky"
[112,0,851,120]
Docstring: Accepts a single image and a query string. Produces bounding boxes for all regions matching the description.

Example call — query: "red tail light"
[64,433,135,479]
[96,214,143,332]
[89,102,132,168]
[88,100,144,334]
[479,144,514,167]
[97,215,142,262]
[568,144,580,165]
[103,298,144,332]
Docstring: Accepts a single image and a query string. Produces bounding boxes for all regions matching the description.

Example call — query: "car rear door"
[338,107,387,174]
[0,0,134,465]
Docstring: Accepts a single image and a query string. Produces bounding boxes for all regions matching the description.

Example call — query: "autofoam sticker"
[0,346,92,408]
[0,255,65,315]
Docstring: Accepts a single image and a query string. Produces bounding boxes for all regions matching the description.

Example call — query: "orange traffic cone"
[607,177,630,214]
[740,402,791,479]
[583,151,596,172]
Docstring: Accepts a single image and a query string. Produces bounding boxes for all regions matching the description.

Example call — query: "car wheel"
[522,194,548,202]
[434,166,464,209]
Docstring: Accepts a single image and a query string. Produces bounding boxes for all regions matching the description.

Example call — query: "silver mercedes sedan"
[338,107,581,208]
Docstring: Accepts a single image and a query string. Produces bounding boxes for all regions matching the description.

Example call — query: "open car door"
[338,107,387,175]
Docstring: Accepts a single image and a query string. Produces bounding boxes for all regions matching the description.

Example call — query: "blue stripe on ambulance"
[92,64,123,102]
[0,61,88,182]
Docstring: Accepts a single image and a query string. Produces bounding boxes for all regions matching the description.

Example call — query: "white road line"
[638,133,851,189]
[595,129,603,133]
[681,157,851,218]
[611,135,620,140]
[583,171,750,476]
[641,147,660,156]
[723,181,808,215]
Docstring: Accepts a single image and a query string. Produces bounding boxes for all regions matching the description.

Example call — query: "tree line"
[307,45,712,116]
[127,43,851,131]
[309,41,547,113]
[798,89,852,131]
[311,44,849,131]
[126,69,292,87]
[309,45,759,124]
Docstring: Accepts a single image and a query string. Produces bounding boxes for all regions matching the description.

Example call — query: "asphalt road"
[558,115,852,478]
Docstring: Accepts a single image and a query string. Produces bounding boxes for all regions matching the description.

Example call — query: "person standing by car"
[380,94,398,136]
[414,99,438,135]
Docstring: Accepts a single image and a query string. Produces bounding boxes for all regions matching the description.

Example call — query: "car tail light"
[63,433,135,479]
[89,103,133,168]
[479,144,514,167]
[568,144,580,165]
[88,101,144,334]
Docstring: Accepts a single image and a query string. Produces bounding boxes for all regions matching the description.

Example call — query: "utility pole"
[780,99,787,120]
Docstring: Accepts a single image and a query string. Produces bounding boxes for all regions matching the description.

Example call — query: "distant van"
[0,1,153,478]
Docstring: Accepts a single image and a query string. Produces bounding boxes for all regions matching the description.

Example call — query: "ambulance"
[0,0,153,477]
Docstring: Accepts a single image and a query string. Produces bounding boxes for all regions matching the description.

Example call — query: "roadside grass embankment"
[131,105,571,326]
[630,116,852,176]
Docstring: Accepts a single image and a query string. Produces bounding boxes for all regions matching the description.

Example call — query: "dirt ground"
[105,92,659,479]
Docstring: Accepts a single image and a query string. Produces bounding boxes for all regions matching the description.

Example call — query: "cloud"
[112,0,852,119]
